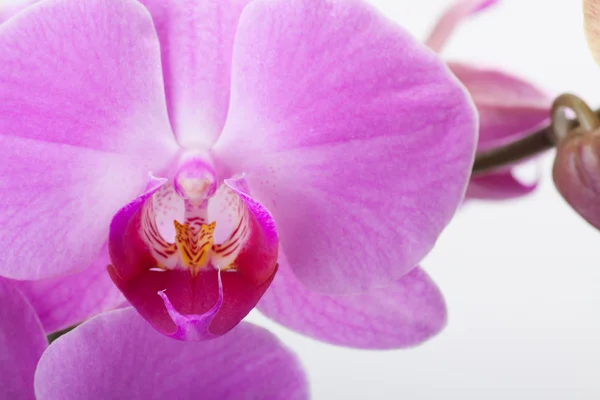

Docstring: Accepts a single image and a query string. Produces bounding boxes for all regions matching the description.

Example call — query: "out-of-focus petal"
[12,244,125,333]
[553,131,600,229]
[213,0,477,294]
[584,0,600,65]
[138,0,254,148]
[466,170,537,200]
[258,255,446,349]
[449,62,551,150]
[425,0,499,52]
[35,308,308,400]
[0,0,177,280]
[452,63,549,200]
[0,278,47,400]
[0,0,36,23]
[108,177,278,340]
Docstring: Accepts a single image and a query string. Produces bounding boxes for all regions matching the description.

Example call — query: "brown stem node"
[550,94,599,143]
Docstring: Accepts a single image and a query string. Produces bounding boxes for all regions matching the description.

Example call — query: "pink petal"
[34,308,308,400]
[425,0,499,52]
[584,0,600,64]
[450,63,548,200]
[466,170,537,200]
[449,62,551,151]
[0,0,35,23]
[108,178,278,340]
[0,0,177,280]
[138,0,253,148]
[258,255,446,349]
[212,0,477,294]
[11,244,125,333]
[0,278,47,400]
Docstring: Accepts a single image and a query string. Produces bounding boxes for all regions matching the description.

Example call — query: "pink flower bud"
[553,128,600,229]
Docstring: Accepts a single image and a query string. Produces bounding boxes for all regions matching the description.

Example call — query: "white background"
[246,0,600,398]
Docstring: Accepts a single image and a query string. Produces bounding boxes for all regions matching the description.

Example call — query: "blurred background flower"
[425,0,553,201]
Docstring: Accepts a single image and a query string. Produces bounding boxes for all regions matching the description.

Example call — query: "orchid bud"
[551,94,600,229]
[553,127,600,229]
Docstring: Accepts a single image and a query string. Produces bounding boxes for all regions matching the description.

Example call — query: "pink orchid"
[426,0,553,201]
[0,0,476,344]
[0,278,307,399]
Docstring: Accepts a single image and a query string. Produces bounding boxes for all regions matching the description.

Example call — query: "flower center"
[173,157,217,207]
[140,154,249,276]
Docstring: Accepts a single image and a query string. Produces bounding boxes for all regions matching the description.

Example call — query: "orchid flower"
[0,0,476,344]
[548,0,600,230]
[426,0,553,201]
[0,278,308,399]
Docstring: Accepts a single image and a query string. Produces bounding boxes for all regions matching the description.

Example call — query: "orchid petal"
[12,244,125,333]
[0,278,47,400]
[584,0,600,65]
[449,62,551,151]
[451,63,549,200]
[109,177,278,340]
[258,256,446,349]
[466,170,538,200]
[425,0,499,53]
[35,308,308,400]
[213,0,477,294]
[0,0,177,280]
[138,0,253,148]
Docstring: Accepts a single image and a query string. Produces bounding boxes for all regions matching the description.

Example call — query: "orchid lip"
[156,270,224,341]
[108,170,279,340]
